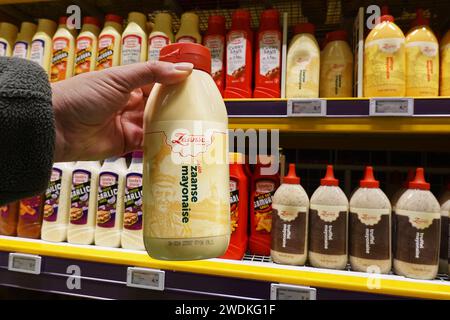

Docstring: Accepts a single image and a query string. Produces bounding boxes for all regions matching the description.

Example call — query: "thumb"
[101,60,193,92]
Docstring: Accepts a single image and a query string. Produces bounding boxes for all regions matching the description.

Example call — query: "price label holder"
[270,283,317,300]
[369,98,414,116]
[287,99,327,117]
[126,267,165,291]
[8,253,42,275]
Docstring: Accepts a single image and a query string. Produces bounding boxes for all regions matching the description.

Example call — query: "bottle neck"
[81,23,100,35]
[104,21,123,34]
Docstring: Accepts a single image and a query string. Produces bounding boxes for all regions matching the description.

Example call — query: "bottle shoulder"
[396,189,440,213]
[273,184,309,207]
[310,185,349,206]
[350,187,391,210]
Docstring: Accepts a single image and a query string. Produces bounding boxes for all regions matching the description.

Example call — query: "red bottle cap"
[408,168,430,190]
[83,16,101,28]
[159,43,211,74]
[207,15,226,35]
[380,15,394,23]
[293,22,315,35]
[283,164,300,184]
[327,30,348,42]
[360,166,380,188]
[259,9,280,30]
[59,16,67,25]
[321,165,339,186]
[105,14,123,25]
[410,8,429,28]
[231,9,251,30]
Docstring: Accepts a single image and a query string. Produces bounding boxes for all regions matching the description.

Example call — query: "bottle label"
[0,205,8,218]
[145,120,229,239]
[43,168,62,222]
[70,169,91,225]
[320,56,353,97]
[50,37,70,82]
[0,41,7,57]
[124,173,143,230]
[349,208,391,260]
[253,180,276,234]
[227,31,247,78]
[309,204,348,255]
[148,35,169,62]
[440,214,449,261]
[259,31,281,80]
[19,196,42,221]
[30,39,45,66]
[121,34,142,65]
[96,35,115,70]
[97,172,119,228]
[271,204,308,254]
[394,209,440,265]
[74,36,94,75]
[204,35,225,83]
[177,35,197,43]
[12,41,28,59]
[229,179,239,234]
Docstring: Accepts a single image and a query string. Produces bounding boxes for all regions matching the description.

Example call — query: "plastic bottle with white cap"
[29,19,57,75]
[148,12,173,62]
[175,12,201,43]
[12,22,37,59]
[121,12,148,65]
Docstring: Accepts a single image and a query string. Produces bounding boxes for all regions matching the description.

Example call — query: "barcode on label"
[8,253,41,275]
[270,283,317,300]
[287,99,327,117]
[369,98,413,116]
[126,267,165,291]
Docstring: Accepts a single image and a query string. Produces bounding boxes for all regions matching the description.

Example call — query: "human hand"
[52,61,193,162]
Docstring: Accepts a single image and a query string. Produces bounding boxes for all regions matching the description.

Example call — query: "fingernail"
[174,62,194,72]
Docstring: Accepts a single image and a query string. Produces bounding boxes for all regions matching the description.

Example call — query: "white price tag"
[8,253,41,275]
[126,267,165,291]
[270,283,316,300]
[369,98,413,116]
[287,99,327,117]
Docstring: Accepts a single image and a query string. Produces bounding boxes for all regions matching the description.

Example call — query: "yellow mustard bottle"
[0,22,18,57]
[50,17,76,82]
[405,9,439,97]
[12,22,36,59]
[364,15,405,97]
[175,12,201,43]
[148,12,173,62]
[441,30,450,96]
[121,11,148,65]
[29,19,57,75]
[74,16,100,75]
[96,14,123,70]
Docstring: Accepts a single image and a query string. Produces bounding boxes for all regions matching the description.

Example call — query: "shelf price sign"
[287,99,327,117]
[126,267,165,291]
[8,253,42,275]
[369,98,414,116]
[270,283,317,300]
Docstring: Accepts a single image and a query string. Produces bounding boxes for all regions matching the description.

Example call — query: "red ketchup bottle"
[253,9,281,98]
[249,156,280,256]
[220,153,249,260]
[224,9,253,98]
[204,15,226,96]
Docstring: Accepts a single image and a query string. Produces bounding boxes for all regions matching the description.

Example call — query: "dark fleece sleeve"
[0,57,54,205]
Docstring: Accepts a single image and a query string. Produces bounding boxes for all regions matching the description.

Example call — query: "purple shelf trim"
[327,99,370,116]
[414,99,450,115]
[226,100,287,116]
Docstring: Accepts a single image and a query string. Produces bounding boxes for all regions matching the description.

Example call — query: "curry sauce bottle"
[74,16,100,75]
[96,14,123,70]
[50,16,76,82]
[17,195,44,239]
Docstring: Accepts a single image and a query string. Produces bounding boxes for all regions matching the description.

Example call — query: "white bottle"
[121,12,147,65]
[42,162,74,242]
[0,22,18,57]
[30,19,57,75]
[67,161,101,245]
[175,12,201,43]
[50,16,76,82]
[121,151,145,250]
[440,183,450,275]
[12,22,37,59]
[94,157,127,248]
[148,12,173,62]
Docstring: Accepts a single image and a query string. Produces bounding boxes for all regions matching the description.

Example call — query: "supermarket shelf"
[0,236,450,300]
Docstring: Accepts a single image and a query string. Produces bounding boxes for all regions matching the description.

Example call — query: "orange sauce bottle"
[17,195,44,239]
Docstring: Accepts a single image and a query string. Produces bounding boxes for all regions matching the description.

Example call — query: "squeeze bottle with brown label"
[50,17,76,82]
[394,168,441,280]
[0,22,18,57]
[29,19,57,75]
[144,43,229,260]
[349,166,392,274]
[439,182,450,274]
[405,9,439,97]
[271,164,309,266]
[96,14,123,70]
[12,22,36,59]
[121,12,148,65]
[74,16,100,75]
[309,165,349,269]
[175,12,201,44]
[148,12,173,62]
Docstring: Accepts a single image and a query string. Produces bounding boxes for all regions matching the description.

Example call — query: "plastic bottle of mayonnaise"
[121,12,148,65]
[364,14,405,97]
[96,14,123,70]
[143,43,230,260]
[286,23,320,98]
[41,162,74,242]
[74,16,100,75]
[94,157,127,248]
[405,9,439,97]
[12,22,37,59]
[0,22,18,57]
[148,12,173,62]
[67,161,101,245]
[29,19,57,74]
[121,151,145,250]
[175,12,201,43]
[50,16,76,82]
